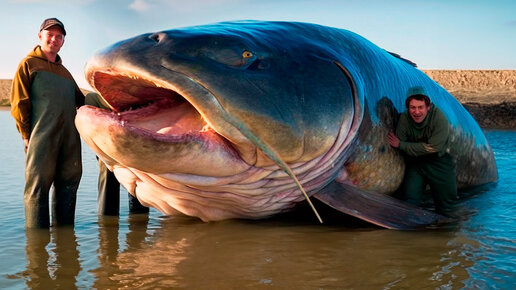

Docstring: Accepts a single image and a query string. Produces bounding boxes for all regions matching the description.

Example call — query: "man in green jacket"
[387,86,457,214]
[10,18,84,228]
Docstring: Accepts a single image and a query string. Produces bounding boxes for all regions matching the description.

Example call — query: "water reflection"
[12,200,513,289]
[91,213,151,288]
[23,227,80,289]
[24,229,52,288]
[84,212,479,289]
[92,216,120,287]
[1,110,514,289]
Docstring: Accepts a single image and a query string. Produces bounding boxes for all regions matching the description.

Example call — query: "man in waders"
[85,93,149,216]
[387,86,458,214]
[10,18,84,228]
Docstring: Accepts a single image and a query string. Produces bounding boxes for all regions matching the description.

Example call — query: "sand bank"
[2,70,516,128]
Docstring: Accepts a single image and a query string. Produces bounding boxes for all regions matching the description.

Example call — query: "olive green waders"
[402,153,458,214]
[24,71,82,228]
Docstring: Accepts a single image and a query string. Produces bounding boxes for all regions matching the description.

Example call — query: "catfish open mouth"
[92,71,182,112]
[78,70,253,176]
[90,71,215,139]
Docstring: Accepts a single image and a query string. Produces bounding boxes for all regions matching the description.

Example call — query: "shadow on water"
[1,109,515,288]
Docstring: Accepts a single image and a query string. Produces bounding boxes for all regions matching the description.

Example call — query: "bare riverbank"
[2,70,516,128]
[422,70,516,129]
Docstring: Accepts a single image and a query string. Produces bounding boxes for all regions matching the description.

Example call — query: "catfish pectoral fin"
[313,182,450,230]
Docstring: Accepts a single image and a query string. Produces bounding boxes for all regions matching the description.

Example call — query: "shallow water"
[0,109,514,289]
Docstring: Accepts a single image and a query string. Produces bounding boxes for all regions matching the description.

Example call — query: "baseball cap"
[407,86,427,97]
[40,18,66,35]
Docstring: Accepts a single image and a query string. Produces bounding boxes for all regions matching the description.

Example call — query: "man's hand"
[387,131,400,148]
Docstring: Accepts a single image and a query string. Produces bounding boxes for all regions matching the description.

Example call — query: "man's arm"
[397,109,450,156]
[85,92,111,109]
[74,81,85,107]
[10,60,32,141]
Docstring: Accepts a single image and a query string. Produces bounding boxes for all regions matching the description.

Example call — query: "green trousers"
[402,153,458,214]
[21,70,82,228]
[97,159,149,215]
[24,129,82,228]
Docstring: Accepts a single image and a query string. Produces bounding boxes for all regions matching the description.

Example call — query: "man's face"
[38,25,65,55]
[408,99,431,123]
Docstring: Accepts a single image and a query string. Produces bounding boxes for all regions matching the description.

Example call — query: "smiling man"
[387,86,458,215]
[10,18,85,228]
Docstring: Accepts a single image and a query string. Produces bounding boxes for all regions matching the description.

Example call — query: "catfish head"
[76,21,361,221]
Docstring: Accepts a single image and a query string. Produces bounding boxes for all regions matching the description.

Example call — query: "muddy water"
[0,109,514,289]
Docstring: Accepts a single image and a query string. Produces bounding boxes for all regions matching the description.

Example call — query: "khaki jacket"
[10,45,84,139]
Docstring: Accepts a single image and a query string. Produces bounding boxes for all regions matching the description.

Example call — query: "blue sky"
[1,0,515,89]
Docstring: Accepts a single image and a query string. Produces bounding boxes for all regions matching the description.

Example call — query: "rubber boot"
[97,159,120,216]
[24,190,50,229]
[129,193,149,214]
[51,183,78,226]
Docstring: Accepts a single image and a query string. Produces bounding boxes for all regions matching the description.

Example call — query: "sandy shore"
[422,70,516,104]
[0,80,10,106]
[421,70,516,128]
[2,70,516,128]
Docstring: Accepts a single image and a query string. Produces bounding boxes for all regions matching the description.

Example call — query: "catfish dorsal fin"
[386,50,417,67]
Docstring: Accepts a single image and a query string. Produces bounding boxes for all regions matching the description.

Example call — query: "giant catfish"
[76,21,497,229]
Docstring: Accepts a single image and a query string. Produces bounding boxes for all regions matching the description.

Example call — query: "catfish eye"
[242,51,253,58]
